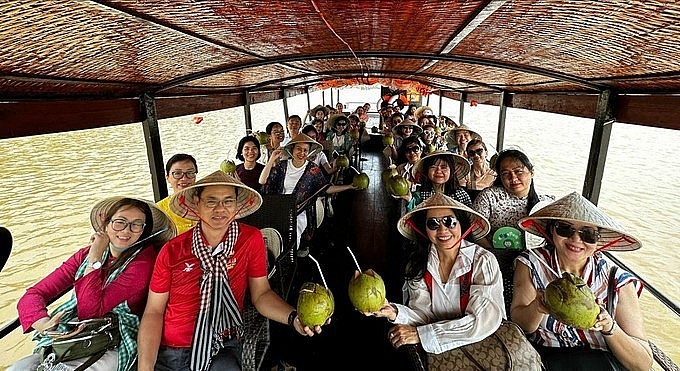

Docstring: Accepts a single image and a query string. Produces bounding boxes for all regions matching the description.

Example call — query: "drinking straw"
[308,254,328,288]
[345,245,362,272]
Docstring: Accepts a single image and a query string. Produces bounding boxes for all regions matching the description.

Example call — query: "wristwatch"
[87,260,103,270]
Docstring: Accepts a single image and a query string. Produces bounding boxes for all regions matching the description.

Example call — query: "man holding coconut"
[138,171,321,371]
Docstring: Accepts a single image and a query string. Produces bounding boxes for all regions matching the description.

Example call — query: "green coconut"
[544,272,600,329]
[382,135,394,146]
[388,174,409,196]
[220,159,236,174]
[352,172,370,190]
[348,269,386,312]
[297,282,334,327]
[256,131,269,145]
[336,155,350,168]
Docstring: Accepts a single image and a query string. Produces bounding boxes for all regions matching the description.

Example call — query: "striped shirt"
[516,247,642,350]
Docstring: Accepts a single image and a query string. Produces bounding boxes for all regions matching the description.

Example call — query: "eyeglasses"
[271,130,285,135]
[110,219,146,233]
[426,216,457,231]
[201,198,237,209]
[553,221,600,244]
[467,148,485,157]
[423,130,435,137]
[171,170,197,179]
[405,146,421,154]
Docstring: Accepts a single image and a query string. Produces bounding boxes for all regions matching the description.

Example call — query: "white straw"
[526,248,561,278]
[345,245,362,272]
[308,254,328,288]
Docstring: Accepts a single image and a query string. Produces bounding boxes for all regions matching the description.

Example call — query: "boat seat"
[0,226,12,273]
[240,228,283,371]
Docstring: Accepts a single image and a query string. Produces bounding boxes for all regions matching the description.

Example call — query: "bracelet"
[601,320,617,336]
[287,310,298,329]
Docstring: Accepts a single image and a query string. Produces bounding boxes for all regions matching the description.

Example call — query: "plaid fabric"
[190,222,242,371]
[34,247,144,371]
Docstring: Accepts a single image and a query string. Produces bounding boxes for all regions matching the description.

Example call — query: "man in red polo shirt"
[138,171,321,371]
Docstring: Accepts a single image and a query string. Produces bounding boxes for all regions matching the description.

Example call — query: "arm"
[259,148,283,185]
[600,284,653,371]
[75,244,155,318]
[248,276,320,336]
[17,248,85,332]
[471,189,493,249]
[326,184,356,194]
[137,290,169,371]
[510,262,547,333]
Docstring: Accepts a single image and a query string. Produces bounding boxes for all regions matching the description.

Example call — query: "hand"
[533,290,549,314]
[388,324,420,349]
[33,311,65,333]
[293,315,330,336]
[89,230,109,257]
[361,299,396,320]
[269,148,284,163]
[589,299,615,333]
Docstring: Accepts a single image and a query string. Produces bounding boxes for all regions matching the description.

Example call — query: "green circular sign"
[493,226,524,250]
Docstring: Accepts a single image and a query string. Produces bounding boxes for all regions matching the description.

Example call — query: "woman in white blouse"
[364,193,505,355]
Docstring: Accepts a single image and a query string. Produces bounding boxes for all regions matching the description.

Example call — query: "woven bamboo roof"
[1,0,679,138]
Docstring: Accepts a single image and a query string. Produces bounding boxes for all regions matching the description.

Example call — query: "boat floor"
[263,144,414,370]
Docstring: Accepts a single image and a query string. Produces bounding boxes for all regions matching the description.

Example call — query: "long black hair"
[403,209,472,281]
[492,149,540,214]
[419,154,464,194]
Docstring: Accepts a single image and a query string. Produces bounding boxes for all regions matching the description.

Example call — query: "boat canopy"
[2,0,679,138]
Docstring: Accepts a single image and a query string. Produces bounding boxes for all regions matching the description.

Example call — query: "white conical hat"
[518,192,641,252]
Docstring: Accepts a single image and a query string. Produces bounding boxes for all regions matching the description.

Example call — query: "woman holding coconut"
[364,193,506,355]
[511,192,652,370]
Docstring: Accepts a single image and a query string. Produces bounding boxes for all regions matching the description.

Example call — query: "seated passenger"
[472,149,555,249]
[301,125,337,177]
[512,192,652,370]
[325,115,353,156]
[10,197,175,371]
[235,135,265,193]
[364,193,505,354]
[398,151,472,210]
[395,136,424,186]
[259,121,286,165]
[445,123,480,157]
[460,139,497,201]
[281,115,303,146]
[259,134,356,250]
[157,153,198,234]
[138,171,322,371]
[385,119,422,163]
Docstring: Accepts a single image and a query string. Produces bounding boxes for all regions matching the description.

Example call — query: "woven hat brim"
[397,193,490,241]
[391,120,423,136]
[169,171,263,221]
[414,151,471,182]
[90,196,177,247]
[517,192,641,252]
[284,133,323,158]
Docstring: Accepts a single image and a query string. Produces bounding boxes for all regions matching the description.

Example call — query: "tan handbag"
[426,320,542,371]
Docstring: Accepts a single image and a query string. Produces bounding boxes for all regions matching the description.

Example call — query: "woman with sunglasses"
[460,139,497,200]
[10,197,175,371]
[511,192,652,370]
[395,137,424,186]
[325,114,353,156]
[364,193,505,355]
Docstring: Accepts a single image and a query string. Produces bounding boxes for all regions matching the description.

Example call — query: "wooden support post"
[140,93,167,202]
[282,88,290,122]
[459,92,467,125]
[582,90,614,205]
[496,91,508,152]
[244,91,253,135]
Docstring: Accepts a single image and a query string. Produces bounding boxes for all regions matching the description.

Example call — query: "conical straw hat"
[284,133,323,158]
[414,150,470,182]
[170,170,262,221]
[518,192,641,252]
[398,192,490,241]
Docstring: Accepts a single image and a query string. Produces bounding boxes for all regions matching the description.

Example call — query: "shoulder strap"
[606,266,618,315]
[423,269,473,312]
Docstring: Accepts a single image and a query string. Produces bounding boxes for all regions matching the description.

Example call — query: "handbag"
[421,270,542,371]
[426,320,543,371]
[39,313,120,371]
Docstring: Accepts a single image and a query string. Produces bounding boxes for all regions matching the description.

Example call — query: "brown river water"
[1,87,678,367]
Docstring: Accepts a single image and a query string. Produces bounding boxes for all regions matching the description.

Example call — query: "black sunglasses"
[426,216,457,231]
[553,221,600,244]
[467,148,485,157]
[405,146,421,154]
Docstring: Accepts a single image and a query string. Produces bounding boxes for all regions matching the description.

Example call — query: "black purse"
[40,313,120,371]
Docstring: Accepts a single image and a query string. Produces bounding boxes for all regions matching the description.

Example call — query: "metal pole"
[244,91,253,135]
[496,91,508,152]
[306,86,311,112]
[140,93,167,202]
[438,89,443,117]
[282,88,290,122]
[582,90,614,205]
[458,92,467,125]
[330,89,334,107]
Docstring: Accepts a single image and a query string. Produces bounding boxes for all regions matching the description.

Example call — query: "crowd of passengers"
[10,101,653,371]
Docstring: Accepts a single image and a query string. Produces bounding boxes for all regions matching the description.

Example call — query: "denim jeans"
[155,339,242,371]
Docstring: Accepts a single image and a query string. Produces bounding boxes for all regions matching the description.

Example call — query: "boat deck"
[264,142,414,370]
